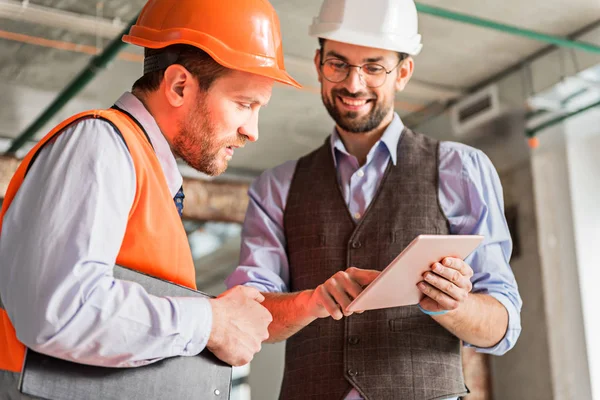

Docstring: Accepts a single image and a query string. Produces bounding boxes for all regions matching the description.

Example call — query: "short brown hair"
[132,44,229,93]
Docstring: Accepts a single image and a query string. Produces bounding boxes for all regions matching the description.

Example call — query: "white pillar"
[564,108,600,400]
[532,118,594,399]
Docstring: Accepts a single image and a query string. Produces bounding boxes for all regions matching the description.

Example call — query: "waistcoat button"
[351,240,361,249]
[348,336,360,345]
[347,368,358,377]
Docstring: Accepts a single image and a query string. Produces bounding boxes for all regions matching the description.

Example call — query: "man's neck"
[336,112,393,166]
[132,90,173,147]
[132,91,154,119]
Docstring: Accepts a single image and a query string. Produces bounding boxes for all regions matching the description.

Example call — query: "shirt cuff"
[225,267,288,293]
[170,296,213,356]
[464,292,522,356]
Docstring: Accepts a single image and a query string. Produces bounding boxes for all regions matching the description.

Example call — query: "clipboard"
[346,235,484,312]
[18,265,232,400]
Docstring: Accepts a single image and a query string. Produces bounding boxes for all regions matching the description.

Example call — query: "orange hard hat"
[122,0,301,88]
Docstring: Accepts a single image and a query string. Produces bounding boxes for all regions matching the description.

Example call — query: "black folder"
[18,265,232,400]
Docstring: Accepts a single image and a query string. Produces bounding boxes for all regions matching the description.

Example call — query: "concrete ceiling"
[1,0,599,172]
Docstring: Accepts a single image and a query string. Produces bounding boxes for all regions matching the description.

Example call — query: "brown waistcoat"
[281,129,467,400]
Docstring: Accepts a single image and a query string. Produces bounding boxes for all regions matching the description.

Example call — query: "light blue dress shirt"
[226,113,522,400]
[0,92,212,368]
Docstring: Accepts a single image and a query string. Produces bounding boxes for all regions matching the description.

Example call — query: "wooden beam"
[182,179,249,223]
[0,156,250,223]
[0,156,19,198]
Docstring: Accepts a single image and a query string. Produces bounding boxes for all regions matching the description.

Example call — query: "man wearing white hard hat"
[227,0,522,399]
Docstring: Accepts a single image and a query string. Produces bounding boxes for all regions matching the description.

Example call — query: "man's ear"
[395,56,414,92]
[162,64,193,108]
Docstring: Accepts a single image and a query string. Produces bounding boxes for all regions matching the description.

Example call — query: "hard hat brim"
[309,27,422,56]
[123,29,302,89]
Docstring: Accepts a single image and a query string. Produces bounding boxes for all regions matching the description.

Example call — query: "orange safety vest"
[0,108,196,373]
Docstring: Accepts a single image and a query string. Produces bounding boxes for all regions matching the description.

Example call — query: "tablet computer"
[346,234,484,312]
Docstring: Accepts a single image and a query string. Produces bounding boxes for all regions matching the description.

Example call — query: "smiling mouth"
[338,96,373,107]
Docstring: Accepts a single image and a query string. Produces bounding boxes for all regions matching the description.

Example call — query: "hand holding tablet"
[346,235,484,313]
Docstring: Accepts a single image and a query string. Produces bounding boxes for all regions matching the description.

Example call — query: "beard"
[173,100,246,176]
[322,87,391,134]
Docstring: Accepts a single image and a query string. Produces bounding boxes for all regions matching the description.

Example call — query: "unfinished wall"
[492,158,553,400]
[563,108,600,399]
[530,125,592,400]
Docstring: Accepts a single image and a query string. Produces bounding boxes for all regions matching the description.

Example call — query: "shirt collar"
[329,112,404,167]
[114,92,183,198]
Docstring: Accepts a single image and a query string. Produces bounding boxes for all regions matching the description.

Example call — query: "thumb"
[347,268,380,286]
[241,286,265,303]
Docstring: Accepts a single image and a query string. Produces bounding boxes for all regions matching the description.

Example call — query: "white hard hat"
[309,0,423,56]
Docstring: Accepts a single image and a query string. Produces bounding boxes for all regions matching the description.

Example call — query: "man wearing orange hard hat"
[0,0,299,398]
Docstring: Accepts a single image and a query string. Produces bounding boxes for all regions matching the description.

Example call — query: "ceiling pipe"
[415,3,600,54]
[405,17,600,129]
[0,0,125,39]
[526,98,600,137]
[5,13,139,155]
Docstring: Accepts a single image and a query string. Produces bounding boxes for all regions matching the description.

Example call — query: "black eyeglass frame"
[319,55,407,88]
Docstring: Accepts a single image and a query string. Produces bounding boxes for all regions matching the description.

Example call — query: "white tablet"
[346,234,484,312]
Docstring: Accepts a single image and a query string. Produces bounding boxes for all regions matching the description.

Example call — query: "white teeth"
[340,97,367,106]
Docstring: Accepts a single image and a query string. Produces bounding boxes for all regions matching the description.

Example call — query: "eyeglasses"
[320,57,404,88]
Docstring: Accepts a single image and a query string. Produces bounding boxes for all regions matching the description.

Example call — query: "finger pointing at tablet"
[307,268,380,320]
[346,267,380,287]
